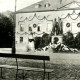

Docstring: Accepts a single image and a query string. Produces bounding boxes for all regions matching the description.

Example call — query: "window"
[28,24,32,31]
[29,27,32,31]
[47,23,52,32]
[63,22,71,33]
[37,24,41,32]
[37,26,40,31]
[20,24,24,32]
[20,37,23,43]
[44,3,50,8]
[35,4,41,8]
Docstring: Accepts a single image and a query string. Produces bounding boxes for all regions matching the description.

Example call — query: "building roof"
[59,0,80,10]
[16,0,80,13]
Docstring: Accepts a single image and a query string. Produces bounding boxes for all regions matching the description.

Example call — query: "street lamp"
[12,0,17,54]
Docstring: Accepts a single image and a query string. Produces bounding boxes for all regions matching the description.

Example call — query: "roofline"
[16,8,80,14]
[58,1,80,9]
[16,10,59,14]
[58,1,74,9]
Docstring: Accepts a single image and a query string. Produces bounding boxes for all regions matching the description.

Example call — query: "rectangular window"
[37,23,41,32]
[29,27,32,31]
[20,24,24,32]
[20,37,23,43]
[72,22,78,33]
[37,26,40,31]
[47,23,52,32]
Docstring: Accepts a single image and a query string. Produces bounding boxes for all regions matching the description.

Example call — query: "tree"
[0,13,14,47]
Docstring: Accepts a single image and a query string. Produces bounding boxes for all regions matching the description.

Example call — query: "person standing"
[27,32,35,51]
[58,17,63,34]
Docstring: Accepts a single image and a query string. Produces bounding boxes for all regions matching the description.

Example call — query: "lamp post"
[12,0,17,54]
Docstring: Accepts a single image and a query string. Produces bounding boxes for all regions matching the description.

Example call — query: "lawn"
[0,57,80,80]
[0,48,80,80]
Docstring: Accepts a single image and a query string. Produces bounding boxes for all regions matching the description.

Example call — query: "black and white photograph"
[0,0,80,80]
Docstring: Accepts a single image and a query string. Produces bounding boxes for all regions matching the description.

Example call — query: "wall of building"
[15,10,80,52]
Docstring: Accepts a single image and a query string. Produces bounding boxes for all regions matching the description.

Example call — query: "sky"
[0,0,42,12]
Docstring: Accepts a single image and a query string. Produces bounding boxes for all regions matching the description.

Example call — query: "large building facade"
[15,0,80,52]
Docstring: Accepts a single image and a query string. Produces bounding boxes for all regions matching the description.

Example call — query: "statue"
[58,17,63,34]
[52,18,60,35]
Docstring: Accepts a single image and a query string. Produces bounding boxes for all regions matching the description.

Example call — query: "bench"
[0,53,53,80]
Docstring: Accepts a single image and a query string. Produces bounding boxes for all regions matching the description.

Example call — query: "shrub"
[34,37,42,49]
[75,32,80,49]
[0,14,14,47]
[34,33,51,49]
[63,31,75,48]
[41,33,51,47]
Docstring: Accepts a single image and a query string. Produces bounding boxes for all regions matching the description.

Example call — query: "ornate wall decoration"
[77,23,80,27]
[16,32,48,35]
[66,23,70,27]
[61,10,80,20]
[18,13,53,24]
[33,24,37,28]
[47,15,53,20]
[29,16,33,19]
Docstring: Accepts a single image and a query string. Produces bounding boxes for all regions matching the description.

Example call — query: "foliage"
[75,32,80,49]
[0,13,14,47]
[34,37,42,49]
[63,31,75,48]
[34,33,51,49]
[40,33,51,47]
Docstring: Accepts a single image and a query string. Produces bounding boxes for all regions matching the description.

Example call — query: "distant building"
[15,0,80,52]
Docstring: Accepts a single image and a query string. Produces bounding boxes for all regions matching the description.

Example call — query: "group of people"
[52,42,79,53]
[36,42,79,53]
[35,35,79,53]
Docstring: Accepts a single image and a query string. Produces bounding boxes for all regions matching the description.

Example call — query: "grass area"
[0,58,80,80]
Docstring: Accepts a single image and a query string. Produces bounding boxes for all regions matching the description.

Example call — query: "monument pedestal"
[51,35,62,44]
